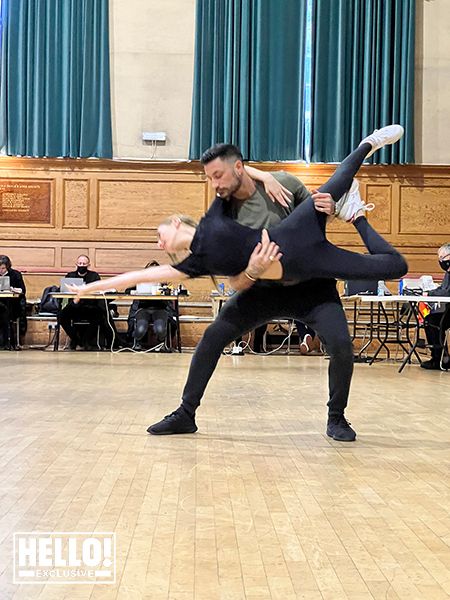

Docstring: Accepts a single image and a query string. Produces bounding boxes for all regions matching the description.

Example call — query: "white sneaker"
[300,333,312,354]
[359,124,404,158]
[335,179,374,223]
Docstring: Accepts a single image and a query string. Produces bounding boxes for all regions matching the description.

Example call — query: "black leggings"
[272,143,408,281]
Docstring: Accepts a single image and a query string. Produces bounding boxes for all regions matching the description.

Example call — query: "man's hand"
[311,190,335,216]
[246,230,283,279]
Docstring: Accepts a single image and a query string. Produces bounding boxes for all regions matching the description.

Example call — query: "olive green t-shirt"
[228,171,310,229]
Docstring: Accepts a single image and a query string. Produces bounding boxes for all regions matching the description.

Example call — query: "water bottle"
[218,283,225,296]
[398,279,404,295]
[377,280,385,296]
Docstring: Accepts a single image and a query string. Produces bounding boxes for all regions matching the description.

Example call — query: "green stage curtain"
[189,0,308,161]
[310,0,415,163]
[0,0,112,158]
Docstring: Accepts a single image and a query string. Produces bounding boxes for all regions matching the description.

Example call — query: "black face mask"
[77,266,88,275]
[439,259,450,272]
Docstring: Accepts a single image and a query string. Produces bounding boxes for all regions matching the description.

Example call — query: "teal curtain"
[189,0,308,161]
[310,0,415,164]
[0,0,112,158]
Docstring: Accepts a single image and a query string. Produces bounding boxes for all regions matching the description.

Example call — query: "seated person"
[298,322,320,354]
[0,255,27,349]
[253,320,319,354]
[126,261,175,350]
[421,242,450,370]
[60,255,119,350]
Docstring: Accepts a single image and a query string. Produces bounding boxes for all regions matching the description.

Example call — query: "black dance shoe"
[147,407,197,435]
[327,415,357,442]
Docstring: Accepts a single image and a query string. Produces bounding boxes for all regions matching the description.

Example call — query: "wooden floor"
[0,351,449,600]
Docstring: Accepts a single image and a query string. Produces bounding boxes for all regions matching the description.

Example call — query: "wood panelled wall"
[0,158,449,300]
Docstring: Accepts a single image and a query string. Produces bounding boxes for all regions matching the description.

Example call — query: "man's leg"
[300,301,356,441]
[147,286,292,435]
[421,312,445,369]
[148,280,355,440]
[59,303,81,349]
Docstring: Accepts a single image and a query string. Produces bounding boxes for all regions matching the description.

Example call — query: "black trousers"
[134,308,170,343]
[60,302,116,347]
[181,279,353,419]
[0,301,10,348]
[424,308,450,361]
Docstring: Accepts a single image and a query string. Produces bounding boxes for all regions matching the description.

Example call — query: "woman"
[68,125,408,297]
[126,260,175,349]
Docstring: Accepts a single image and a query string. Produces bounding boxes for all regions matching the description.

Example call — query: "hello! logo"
[13,532,116,584]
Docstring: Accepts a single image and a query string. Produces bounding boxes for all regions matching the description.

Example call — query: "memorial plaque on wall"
[0,180,51,223]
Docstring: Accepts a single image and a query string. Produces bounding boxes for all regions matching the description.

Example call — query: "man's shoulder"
[270,171,309,196]
[87,270,101,281]
[271,171,302,186]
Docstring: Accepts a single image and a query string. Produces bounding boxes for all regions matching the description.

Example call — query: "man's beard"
[217,170,243,199]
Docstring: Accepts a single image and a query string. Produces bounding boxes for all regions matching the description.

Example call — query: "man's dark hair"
[0,255,11,269]
[201,143,244,165]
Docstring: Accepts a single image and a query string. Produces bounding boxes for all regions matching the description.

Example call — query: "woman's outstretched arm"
[67,264,188,297]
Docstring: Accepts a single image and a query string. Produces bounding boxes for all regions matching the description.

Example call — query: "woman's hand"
[244,165,292,207]
[262,176,293,207]
[246,230,283,279]
[66,283,86,296]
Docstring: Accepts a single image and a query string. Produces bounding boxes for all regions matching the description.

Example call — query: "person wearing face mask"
[421,242,450,370]
[59,255,117,350]
[0,255,27,349]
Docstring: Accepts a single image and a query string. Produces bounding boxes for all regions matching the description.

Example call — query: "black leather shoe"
[147,407,197,435]
[327,415,356,442]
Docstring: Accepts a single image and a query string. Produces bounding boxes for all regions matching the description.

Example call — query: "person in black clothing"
[60,255,118,350]
[126,261,175,349]
[0,255,27,349]
[70,126,407,441]
[421,243,450,370]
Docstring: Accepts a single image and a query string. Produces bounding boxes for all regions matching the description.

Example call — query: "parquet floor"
[0,351,449,599]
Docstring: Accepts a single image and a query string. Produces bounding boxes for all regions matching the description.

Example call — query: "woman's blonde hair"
[160,214,220,291]
[161,214,198,229]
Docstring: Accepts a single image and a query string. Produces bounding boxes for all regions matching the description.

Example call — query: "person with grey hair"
[421,242,450,370]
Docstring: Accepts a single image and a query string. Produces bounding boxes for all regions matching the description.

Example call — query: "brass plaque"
[0,180,51,223]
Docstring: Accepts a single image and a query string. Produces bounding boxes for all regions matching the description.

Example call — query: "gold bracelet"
[244,271,257,282]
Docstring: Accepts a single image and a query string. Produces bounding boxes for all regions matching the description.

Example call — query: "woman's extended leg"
[318,125,404,202]
[306,230,408,281]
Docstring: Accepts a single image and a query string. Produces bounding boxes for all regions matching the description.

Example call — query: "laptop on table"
[60,277,85,293]
[0,276,11,291]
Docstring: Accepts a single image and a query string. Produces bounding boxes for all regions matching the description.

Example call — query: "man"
[0,255,26,349]
[60,255,117,350]
[148,143,358,441]
[421,242,450,370]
